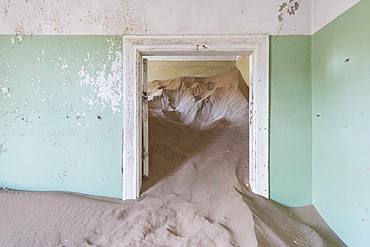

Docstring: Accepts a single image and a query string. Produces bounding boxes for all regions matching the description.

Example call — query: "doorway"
[122,35,269,200]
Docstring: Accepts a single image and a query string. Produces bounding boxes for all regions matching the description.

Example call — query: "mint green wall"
[270,36,312,206]
[0,36,122,198]
[3,26,368,247]
[312,1,370,246]
[0,35,314,205]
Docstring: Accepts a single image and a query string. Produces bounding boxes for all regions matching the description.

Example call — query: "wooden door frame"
[122,35,270,200]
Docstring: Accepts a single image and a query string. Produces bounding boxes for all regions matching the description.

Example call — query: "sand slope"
[0,69,345,247]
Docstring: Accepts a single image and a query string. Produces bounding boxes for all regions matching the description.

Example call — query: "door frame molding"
[122,34,270,200]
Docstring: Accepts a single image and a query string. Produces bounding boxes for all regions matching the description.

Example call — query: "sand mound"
[147,69,249,129]
[0,69,344,247]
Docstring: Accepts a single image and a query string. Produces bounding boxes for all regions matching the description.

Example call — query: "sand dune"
[0,69,344,247]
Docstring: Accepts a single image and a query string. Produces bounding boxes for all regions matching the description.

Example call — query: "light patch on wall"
[36,49,45,62]
[1,87,11,98]
[28,77,52,107]
[56,56,69,71]
[0,61,11,100]
[78,39,122,113]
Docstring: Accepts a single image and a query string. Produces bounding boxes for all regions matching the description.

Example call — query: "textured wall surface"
[0,0,360,35]
[312,1,370,246]
[0,36,123,198]
[147,61,237,82]
[0,0,312,35]
[270,35,312,207]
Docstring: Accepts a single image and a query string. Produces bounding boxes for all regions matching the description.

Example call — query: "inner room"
[140,56,251,194]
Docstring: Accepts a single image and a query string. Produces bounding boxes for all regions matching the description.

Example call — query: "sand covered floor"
[0,70,345,247]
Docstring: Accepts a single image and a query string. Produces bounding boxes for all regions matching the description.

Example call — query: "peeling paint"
[0,35,127,198]
[0,0,312,35]
[57,56,69,70]
[1,87,11,98]
[0,141,8,155]
[78,42,122,113]
[15,23,25,42]
[278,0,301,23]
[1,0,14,17]
[79,9,128,34]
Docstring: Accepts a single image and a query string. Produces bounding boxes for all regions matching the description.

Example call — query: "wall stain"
[57,168,68,181]
[278,0,301,23]
[1,0,14,17]
[79,9,123,34]
[121,0,146,34]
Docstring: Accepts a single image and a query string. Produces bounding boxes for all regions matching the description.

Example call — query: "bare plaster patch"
[1,87,11,98]
[78,39,122,113]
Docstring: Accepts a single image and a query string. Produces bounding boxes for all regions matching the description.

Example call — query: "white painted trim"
[248,36,270,197]
[144,55,238,61]
[122,39,142,199]
[142,58,149,178]
[122,35,270,200]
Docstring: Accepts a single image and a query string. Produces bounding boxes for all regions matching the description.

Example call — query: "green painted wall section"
[0,35,314,205]
[0,36,122,198]
[312,1,370,246]
[270,36,312,206]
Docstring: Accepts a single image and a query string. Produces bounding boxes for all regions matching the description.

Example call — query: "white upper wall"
[0,0,361,35]
[312,0,360,33]
[0,0,312,35]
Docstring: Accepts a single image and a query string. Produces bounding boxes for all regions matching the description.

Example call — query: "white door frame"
[122,35,269,200]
